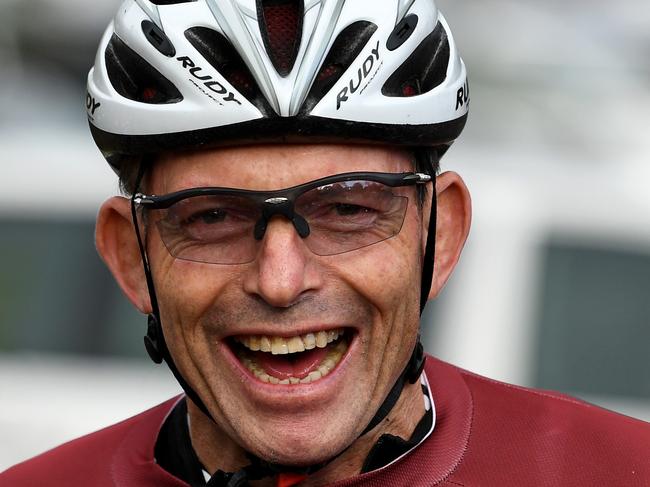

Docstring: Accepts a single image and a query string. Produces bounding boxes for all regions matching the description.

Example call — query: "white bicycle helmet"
[87,0,469,174]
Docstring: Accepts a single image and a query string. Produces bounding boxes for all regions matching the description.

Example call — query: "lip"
[219,327,358,410]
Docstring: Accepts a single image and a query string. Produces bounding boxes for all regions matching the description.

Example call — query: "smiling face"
[141,144,427,465]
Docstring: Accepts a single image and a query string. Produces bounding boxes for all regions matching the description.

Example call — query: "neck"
[188,378,426,486]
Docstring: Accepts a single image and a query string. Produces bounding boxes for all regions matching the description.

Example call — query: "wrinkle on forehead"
[151,144,414,194]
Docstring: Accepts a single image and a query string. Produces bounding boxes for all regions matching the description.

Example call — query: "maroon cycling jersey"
[3,356,649,486]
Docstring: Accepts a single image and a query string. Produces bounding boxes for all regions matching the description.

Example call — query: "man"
[2,0,649,486]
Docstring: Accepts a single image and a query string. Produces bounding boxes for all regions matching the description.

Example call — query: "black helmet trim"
[90,113,468,173]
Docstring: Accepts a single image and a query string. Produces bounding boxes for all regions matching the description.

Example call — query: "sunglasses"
[133,171,431,265]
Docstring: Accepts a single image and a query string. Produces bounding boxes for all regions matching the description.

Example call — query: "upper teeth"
[235,329,344,355]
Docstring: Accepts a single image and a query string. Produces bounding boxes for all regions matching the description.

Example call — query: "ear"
[95,196,152,314]
[424,171,472,300]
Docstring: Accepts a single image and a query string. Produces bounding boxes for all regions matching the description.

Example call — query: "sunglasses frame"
[133,171,432,261]
[134,171,431,209]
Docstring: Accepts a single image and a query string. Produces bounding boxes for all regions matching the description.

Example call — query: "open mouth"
[230,329,351,385]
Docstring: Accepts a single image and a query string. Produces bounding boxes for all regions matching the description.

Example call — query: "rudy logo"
[336,41,381,110]
[177,56,241,105]
[455,79,469,110]
[86,93,101,116]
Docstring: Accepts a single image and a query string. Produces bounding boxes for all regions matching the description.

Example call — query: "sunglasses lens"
[150,179,412,264]
[156,194,261,264]
[296,180,409,256]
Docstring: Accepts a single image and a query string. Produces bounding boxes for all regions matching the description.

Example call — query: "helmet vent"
[382,21,450,98]
[105,34,183,104]
[301,21,377,114]
[257,0,303,77]
[185,27,274,116]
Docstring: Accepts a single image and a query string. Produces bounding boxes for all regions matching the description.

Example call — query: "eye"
[334,203,372,216]
[187,208,227,225]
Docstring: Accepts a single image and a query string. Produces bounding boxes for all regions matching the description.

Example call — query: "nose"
[243,217,321,307]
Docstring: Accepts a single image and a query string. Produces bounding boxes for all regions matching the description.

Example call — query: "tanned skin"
[96,144,471,486]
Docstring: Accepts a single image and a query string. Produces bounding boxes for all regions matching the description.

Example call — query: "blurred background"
[1,0,649,471]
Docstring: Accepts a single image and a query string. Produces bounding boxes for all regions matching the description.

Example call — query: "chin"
[243,419,356,467]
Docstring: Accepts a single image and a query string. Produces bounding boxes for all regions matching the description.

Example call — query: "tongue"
[252,347,329,380]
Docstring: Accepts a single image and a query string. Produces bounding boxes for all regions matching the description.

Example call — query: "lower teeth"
[239,338,348,385]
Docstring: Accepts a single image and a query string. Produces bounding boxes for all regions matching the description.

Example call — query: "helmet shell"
[87,0,469,174]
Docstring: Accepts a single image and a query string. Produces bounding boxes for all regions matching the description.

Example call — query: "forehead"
[151,144,414,193]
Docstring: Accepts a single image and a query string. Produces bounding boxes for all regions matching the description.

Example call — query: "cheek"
[334,211,423,322]
[330,232,421,398]
[150,241,236,337]
[161,263,211,318]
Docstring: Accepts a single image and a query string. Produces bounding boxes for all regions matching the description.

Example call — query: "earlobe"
[426,171,472,300]
[95,197,152,314]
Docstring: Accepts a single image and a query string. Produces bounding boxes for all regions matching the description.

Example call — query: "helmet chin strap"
[130,154,437,485]
[130,160,216,421]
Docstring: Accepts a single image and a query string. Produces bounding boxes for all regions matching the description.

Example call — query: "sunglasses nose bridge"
[253,197,311,240]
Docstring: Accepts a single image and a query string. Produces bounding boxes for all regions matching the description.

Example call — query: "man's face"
[145,144,427,465]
